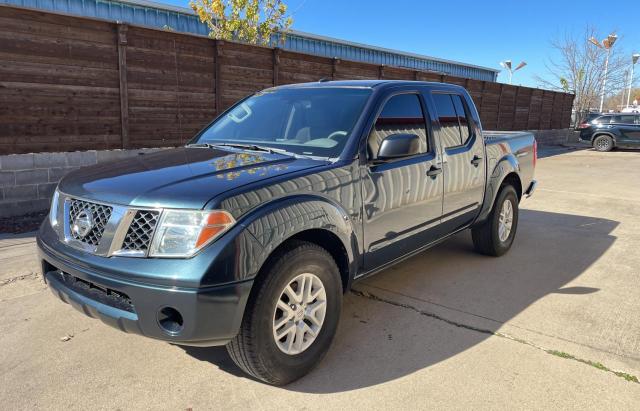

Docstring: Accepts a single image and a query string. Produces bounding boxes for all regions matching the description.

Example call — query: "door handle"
[426,165,442,178]
[471,155,483,167]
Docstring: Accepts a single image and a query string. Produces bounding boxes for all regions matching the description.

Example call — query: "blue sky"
[159,0,639,87]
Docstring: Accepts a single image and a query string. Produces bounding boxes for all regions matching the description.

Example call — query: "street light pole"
[600,47,611,112]
[621,70,628,109]
[626,53,640,108]
[589,33,617,113]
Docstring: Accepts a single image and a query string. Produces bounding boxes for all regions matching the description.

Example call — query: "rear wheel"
[471,185,519,257]
[593,135,613,152]
[226,241,342,385]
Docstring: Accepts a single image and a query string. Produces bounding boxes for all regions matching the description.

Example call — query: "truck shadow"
[183,209,617,392]
[537,146,589,158]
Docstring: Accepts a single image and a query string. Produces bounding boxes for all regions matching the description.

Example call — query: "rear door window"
[433,93,471,147]
[432,94,461,147]
[618,115,636,124]
[452,95,471,144]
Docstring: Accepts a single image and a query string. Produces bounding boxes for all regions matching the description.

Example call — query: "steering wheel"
[327,131,348,141]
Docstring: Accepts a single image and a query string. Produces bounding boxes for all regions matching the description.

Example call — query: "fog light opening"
[158,307,183,335]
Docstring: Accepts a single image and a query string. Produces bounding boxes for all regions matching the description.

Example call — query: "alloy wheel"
[498,199,514,242]
[272,273,327,355]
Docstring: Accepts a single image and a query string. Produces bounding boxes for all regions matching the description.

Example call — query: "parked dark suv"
[578,113,640,151]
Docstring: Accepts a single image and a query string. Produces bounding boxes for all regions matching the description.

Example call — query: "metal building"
[0,0,499,81]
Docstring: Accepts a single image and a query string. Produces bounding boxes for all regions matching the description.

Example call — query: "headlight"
[149,209,235,258]
[49,189,60,228]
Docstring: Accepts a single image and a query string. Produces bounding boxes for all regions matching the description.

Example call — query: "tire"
[593,135,614,152]
[226,241,342,385]
[471,185,519,257]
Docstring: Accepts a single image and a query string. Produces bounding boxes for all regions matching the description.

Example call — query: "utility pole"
[627,53,640,108]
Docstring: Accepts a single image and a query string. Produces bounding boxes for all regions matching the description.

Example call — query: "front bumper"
[38,223,253,347]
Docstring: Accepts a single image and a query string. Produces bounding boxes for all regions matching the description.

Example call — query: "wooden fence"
[0,5,575,155]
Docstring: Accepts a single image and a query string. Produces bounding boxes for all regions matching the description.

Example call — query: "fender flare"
[475,153,521,224]
[231,194,360,284]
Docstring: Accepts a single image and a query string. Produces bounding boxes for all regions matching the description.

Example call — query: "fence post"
[564,93,575,128]
[511,86,520,131]
[214,40,223,115]
[496,84,504,129]
[332,58,340,80]
[117,24,129,149]
[538,90,546,130]
[272,47,280,86]
[378,65,385,79]
[477,81,486,114]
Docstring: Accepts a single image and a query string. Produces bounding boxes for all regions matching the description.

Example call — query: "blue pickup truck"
[38,80,537,385]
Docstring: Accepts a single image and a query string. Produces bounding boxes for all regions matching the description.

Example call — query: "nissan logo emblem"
[72,209,94,238]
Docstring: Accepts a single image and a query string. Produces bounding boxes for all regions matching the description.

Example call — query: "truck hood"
[58,147,327,209]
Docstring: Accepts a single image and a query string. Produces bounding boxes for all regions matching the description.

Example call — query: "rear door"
[362,91,444,270]
[611,115,639,146]
[429,91,485,230]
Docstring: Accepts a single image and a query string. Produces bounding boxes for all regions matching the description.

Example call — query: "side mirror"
[376,133,421,160]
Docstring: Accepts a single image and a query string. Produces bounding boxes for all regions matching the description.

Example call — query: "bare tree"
[604,87,640,110]
[535,27,629,113]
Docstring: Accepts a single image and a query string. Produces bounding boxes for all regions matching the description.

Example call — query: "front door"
[430,92,485,230]
[362,92,444,270]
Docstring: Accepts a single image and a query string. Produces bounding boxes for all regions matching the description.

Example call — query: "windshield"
[193,87,372,158]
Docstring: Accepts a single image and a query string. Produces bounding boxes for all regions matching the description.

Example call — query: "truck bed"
[483,130,534,143]
[483,130,536,200]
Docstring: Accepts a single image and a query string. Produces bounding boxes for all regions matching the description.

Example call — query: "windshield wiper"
[185,143,217,149]
[212,143,292,155]
[186,142,316,159]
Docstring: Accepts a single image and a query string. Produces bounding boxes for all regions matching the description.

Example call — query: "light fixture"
[499,60,526,84]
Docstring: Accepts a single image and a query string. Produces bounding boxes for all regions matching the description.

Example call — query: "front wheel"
[226,241,342,385]
[471,185,519,256]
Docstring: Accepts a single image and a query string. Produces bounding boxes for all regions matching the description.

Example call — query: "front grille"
[68,199,112,246]
[121,210,160,252]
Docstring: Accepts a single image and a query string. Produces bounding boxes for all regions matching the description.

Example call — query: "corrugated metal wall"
[0,0,498,82]
[279,32,497,81]
[1,0,209,34]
